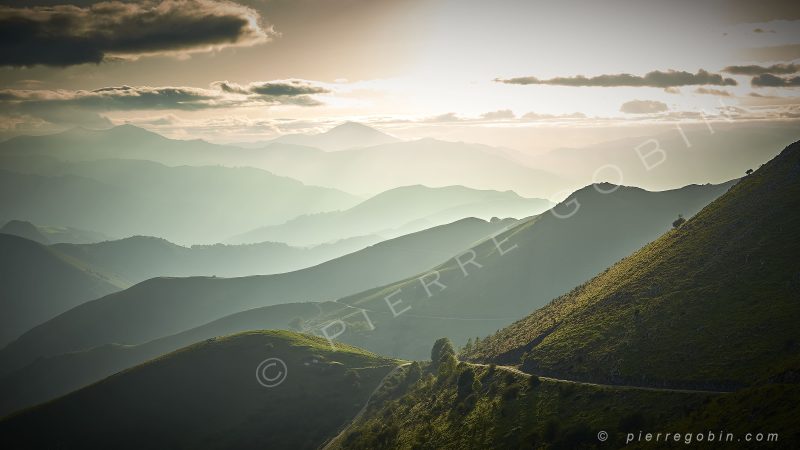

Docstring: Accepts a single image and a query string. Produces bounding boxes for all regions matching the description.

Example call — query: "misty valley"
[1,1,799,449]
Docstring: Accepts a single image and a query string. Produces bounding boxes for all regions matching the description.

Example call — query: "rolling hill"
[0,159,360,244]
[300,180,735,360]
[0,331,400,449]
[252,138,566,197]
[0,220,49,244]
[0,234,123,347]
[228,185,553,246]
[2,220,115,244]
[466,140,800,389]
[0,124,257,167]
[52,235,384,284]
[0,217,513,375]
[0,124,567,199]
[0,302,345,417]
[330,140,800,450]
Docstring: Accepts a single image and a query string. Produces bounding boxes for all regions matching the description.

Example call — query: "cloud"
[212,79,330,106]
[620,100,668,114]
[751,74,800,87]
[722,63,799,75]
[0,79,329,126]
[0,0,273,67]
[481,109,515,120]
[496,69,737,88]
[421,112,462,123]
[521,111,586,120]
[694,88,732,97]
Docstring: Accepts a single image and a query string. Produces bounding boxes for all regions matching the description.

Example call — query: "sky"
[0,0,798,151]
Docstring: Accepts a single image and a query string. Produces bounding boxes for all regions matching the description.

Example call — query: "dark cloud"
[620,100,668,114]
[2,85,219,111]
[751,74,800,87]
[0,0,271,67]
[497,70,737,88]
[723,63,799,76]
[719,0,800,23]
[212,79,330,105]
[0,79,329,125]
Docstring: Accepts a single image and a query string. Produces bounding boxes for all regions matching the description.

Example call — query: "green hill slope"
[466,141,800,389]
[0,218,510,375]
[0,234,123,347]
[335,362,710,449]
[0,302,342,417]
[301,181,734,360]
[0,331,399,449]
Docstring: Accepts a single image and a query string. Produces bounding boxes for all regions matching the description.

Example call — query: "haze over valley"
[1,0,799,448]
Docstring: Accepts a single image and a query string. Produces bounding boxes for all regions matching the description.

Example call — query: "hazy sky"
[1,0,798,150]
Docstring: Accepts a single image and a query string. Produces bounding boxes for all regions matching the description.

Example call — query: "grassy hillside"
[0,217,510,375]
[466,141,800,388]
[0,302,343,417]
[302,181,734,360]
[330,360,712,449]
[0,234,123,347]
[53,234,383,283]
[228,184,552,245]
[0,331,400,449]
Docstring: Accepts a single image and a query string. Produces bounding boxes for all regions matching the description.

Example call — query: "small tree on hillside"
[746,168,753,176]
[672,214,686,228]
[431,337,456,370]
[457,367,476,399]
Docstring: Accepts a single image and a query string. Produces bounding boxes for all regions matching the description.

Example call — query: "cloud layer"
[0,0,272,67]
[619,100,669,114]
[212,80,330,106]
[751,74,800,87]
[0,79,330,126]
[497,70,737,88]
[722,63,799,76]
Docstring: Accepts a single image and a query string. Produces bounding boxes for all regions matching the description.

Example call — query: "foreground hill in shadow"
[0,234,122,347]
[0,331,399,449]
[0,302,341,417]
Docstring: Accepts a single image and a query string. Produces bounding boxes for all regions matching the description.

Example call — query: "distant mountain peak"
[272,121,399,151]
